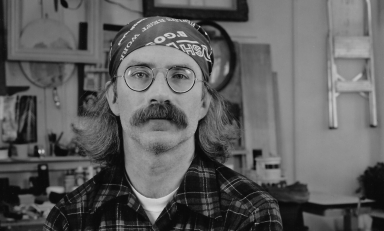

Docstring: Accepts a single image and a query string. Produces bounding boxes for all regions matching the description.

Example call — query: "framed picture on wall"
[7,0,102,63]
[0,1,6,96]
[143,0,248,22]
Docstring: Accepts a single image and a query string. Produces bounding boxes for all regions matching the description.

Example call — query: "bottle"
[85,166,94,181]
[64,170,75,193]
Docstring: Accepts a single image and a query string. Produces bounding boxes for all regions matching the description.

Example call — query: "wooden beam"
[240,43,273,169]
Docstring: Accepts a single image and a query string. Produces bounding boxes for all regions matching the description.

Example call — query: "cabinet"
[0,157,91,230]
[0,216,44,231]
[0,156,91,187]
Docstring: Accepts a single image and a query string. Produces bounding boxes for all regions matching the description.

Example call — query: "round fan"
[19,18,76,88]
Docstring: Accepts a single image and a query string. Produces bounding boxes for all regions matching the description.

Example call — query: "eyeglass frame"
[113,65,207,94]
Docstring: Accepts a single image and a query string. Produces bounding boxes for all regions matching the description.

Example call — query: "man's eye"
[132,72,150,79]
[171,73,189,80]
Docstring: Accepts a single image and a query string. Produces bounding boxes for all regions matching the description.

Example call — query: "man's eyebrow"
[171,63,195,70]
[128,60,195,70]
[128,60,154,67]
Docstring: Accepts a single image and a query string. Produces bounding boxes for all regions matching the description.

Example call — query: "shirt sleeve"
[238,198,283,231]
[43,205,70,231]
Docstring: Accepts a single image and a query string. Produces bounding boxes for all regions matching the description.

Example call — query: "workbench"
[303,191,375,231]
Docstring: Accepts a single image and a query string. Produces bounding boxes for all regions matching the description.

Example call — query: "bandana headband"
[108,16,214,82]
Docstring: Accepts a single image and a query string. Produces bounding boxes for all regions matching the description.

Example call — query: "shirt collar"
[88,162,135,214]
[88,151,222,220]
[174,154,223,220]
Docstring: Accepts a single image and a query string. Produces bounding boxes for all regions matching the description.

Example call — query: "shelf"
[0,156,90,164]
[0,156,92,173]
[371,209,384,219]
[6,86,30,95]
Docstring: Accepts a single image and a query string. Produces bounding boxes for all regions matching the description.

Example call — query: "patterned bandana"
[108,16,214,82]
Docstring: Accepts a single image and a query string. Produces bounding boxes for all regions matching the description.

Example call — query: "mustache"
[130,103,188,128]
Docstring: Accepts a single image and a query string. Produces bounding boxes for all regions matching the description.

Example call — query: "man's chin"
[147,142,173,155]
[139,133,188,154]
[134,135,175,154]
[127,125,194,154]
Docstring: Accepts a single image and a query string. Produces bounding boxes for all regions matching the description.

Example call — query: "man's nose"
[148,69,171,103]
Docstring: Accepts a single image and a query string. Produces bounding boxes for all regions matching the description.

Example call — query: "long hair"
[74,82,239,167]
[197,85,239,163]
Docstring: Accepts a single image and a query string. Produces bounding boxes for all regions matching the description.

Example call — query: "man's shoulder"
[213,161,278,211]
[209,161,282,230]
[44,170,113,231]
[55,169,106,210]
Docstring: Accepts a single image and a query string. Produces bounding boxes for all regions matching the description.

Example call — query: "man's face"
[107,46,210,154]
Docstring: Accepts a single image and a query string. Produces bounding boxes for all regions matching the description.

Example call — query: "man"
[44,16,282,231]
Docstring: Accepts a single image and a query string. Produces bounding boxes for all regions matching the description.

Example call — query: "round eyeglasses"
[114,65,206,93]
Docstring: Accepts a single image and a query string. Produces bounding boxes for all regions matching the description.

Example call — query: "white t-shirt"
[130,183,178,224]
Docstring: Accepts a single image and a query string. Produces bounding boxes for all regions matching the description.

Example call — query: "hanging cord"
[40,0,44,18]
[61,0,84,10]
[104,0,142,14]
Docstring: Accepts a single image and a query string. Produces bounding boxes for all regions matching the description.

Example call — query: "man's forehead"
[118,46,201,72]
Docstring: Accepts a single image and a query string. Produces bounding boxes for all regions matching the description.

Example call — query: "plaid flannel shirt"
[44,153,282,231]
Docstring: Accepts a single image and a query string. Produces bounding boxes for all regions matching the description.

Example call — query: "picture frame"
[143,0,248,22]
[0,1,6,96]
[7,0,102,63]
[198,21,236,91]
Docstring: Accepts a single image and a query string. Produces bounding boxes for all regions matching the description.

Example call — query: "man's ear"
[199,92,211,120]
[105,81,120,116]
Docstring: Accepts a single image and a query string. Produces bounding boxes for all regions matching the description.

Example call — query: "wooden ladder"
[327,0,377,129]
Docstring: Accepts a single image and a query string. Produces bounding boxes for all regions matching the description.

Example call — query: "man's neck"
[124,138,195,198]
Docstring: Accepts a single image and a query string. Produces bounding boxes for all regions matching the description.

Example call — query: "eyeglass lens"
[124,66,196,93]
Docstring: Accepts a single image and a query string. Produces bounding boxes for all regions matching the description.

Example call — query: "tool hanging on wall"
[327,0,377,129]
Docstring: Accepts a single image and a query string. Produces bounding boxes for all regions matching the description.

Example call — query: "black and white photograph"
[0,1,383,231]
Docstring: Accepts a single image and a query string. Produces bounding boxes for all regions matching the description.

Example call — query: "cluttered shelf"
[0,156,92,173]
[0,156,89,164]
